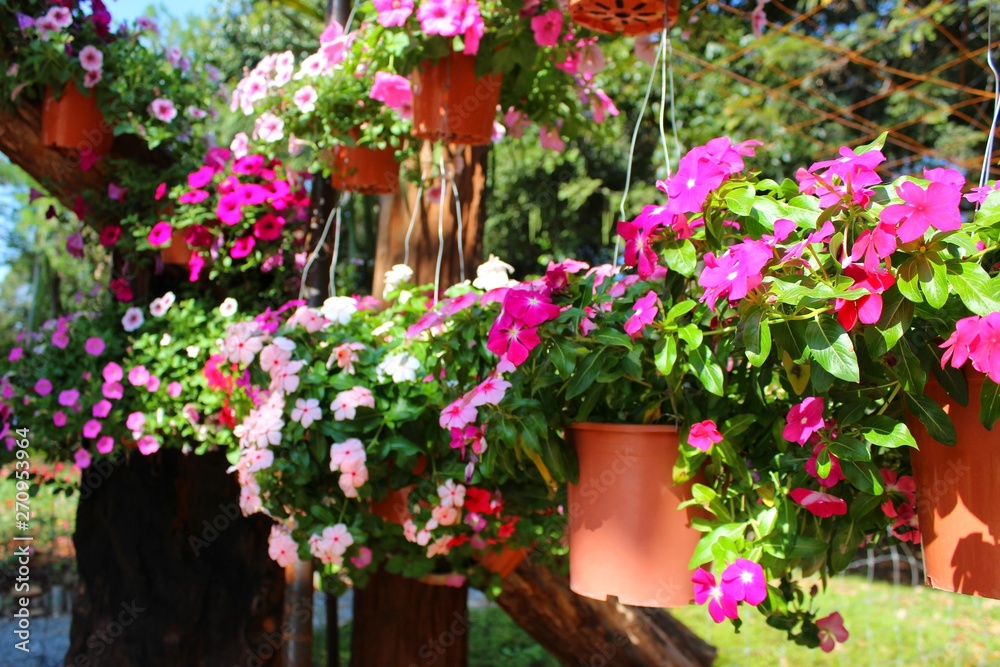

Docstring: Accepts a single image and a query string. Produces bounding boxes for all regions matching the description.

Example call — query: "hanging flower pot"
[909,372,1000,600]
[411,52,502,146]
[567,422,702,607]
[330,144,400,194]
[569,0,680,36]
[479,546,529,578]
[41,81,113,155]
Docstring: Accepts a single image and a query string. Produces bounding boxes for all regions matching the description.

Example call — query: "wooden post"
[283,560,315,667]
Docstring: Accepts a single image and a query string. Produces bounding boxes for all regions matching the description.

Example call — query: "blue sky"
[109,0,212,22]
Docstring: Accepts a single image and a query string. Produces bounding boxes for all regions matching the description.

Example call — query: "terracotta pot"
[569,0,680,36]
[479,546,529,578]
[909,372,1000,599]
[160,227,193,266]
[372,485,416,525]
[41,81,113,155]
[330,144,400,194]
[411,52,502,145]
[567,422,702,607]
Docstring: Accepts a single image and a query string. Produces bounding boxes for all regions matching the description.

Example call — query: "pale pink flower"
[58,388,80,407]
[293,86,317,113]
[440,399,477,430]
[432,504,460,526]
[128,366,150,387]
[92,399,112,418]
[167,382,182,398]
[374,0,414,26]
[149,98,178,122]
[291,397,322,429]
[82,419,102,439]
[122,307,144,332]
[83,70,102,89]
[468,375,511,407]
[74,448,92,469]
[79,46,103,72]
[268,525,300,567]
[437,479,466,508]
[103,362,123,383]
[330,438,366,472]
[96,436,114,454]
[254,113,284,143]
[137,435,160,455]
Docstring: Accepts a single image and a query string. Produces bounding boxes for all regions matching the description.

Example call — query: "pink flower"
[698,239,771,310]
[374,0,414,27]
[687,420,722,452]
[531,9,563,47]
[970,312,1000,383]
[92,400,112,418]
[486,313,540,366]
[231,236,257,259]
[459,0,484,53]
[149,98,178,122]
[440,398,477,430]
[137,435,160,455]
[102,382,123,400]
[624,290,658,338]
[880,468,916,504]
[350,546,373,569]
[8,347,23,362]
[503,289,560,327]
[789,488,848,518]
[720,558,767,606]
[253,213,286,242]
[96,436,114,454]
[103,362,123,383]
[126,411,146,433]
[539,126,565,151]
[268,525,300,567]
[293,86,318,113]
[53,411,67,427]
[167,382,182,398]
[834,264,895,331]
[58,389,79,407]
[51,330,69,348]
[84,337,105,356]
[291,398,322,428]
[881,180,962,243]
[254,112,284,143]
[816,612,849,653]
[79,45,103,72]
[849,221,898,271]
[782,397,825,445]
[468,376,511,407]
[35,378,53,396]
[804,444,845,488]
[665,157,727,214]
[187,166,216,189]
[146,376,160,393]
[617,211,663,279]
[99,224,121,247]
[692,569,739,623]
[83,419,102,439]
[74,448,92,469]
[128,366,151,387]
[64,231,85,259]
[369,72,413,114]
[437,479,466,508]
[216,193,244,225]
[417,0,464,35]
[148,222,173,247]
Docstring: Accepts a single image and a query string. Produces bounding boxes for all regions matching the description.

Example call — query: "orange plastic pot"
[909,372,1000,599]
[569,0,680,36]
[567,422,702,607]
[160,227,193,266]
[41,81,113,155]
[330,144,400,194]
[411,52,502,145]
[479,546,529,578]
[372,485,416,525]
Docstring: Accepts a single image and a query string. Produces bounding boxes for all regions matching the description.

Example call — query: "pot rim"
[570,421,678,434]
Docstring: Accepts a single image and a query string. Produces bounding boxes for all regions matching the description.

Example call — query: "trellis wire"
[298,192,345,301]
[433,150,447,304]
[328,200,344,297]
[451,170,466,283]
[980,2,999,190]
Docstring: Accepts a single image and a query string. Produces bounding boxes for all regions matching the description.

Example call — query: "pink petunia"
[687,420,722,452]
[8,347,23,362]
[148,222,173,247]
[624,290,659,338]
[137,435,160,455]
[96,436,114,454]
[128,366,150,387]
[79,45,103,73]
[216,194,244,225]
[530,9,562,47]
[58,389,79,407]
[74,448,92,469]
[230,236,257,259]
[188,165,216,189]
[149,98,178,122]
[35,378,53,396]
[417,0,464,35]
[167,382,182,398]
[82,419,102,439]
[92,399,112,418]
[84,337,105,356]
[781,397,825,445]
[692,568,739,623]
[253,214,285,242]
[369,72,413,114]
[374,0,414,26]
[103,362,123,383]
[53,411,67,427]
[789,488,848,518]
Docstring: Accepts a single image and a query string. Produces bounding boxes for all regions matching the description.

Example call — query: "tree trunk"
[66,449,284,667]
[496,561,717,667]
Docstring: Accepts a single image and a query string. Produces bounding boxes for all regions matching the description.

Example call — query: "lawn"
[317,576,1000,666]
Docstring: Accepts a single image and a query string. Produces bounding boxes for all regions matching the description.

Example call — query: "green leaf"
[896,260,923,303]
[566,349,607,399]
[947,263,1000,316]
[980,379,1000,430]
[861,416,918,449]
[840,459,885,495]
[655,336,677,376]
[661,241,697,277]
[810,362,835,393]
[751,195,820,230]
[550,340,577,376]
[826,435,871,461]
[857,132,888,153]
[689,346,725,396]
[744,310,772,367]
[893,339,927,394]
[665,300,696,324]
[905,392,957,445]
[805,317,860,382]
[726,183,756,216]
[875,289,913,352]
[919,255,949,309]
[677,324,703,349]
[595,329,633,347]
[830,520,865,572]
[928,344,968,406]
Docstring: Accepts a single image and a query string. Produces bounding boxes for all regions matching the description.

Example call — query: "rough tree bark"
[67,449,284,667]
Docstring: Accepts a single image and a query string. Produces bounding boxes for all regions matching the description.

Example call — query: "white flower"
[382,264,414,299]
[371,321,393,338]
[219,298,239,317]
[254,112,284,143]
[437,479,466,509]
[186,345,200,358]
[321,296,357,325]
[160,333,172,347]
[377,353,420,383]
[122,307,144,332]
[160,291,176,309]
[291,398,322,429]
[472,254,517,291]
[293,86,318,113]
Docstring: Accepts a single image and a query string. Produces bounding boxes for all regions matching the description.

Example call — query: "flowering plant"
[358,0,618,144]
[219,283,554,593]
[0,0,220,154]
[230,21,414,170]
[429,135,1000,648]
[0,295,240,476]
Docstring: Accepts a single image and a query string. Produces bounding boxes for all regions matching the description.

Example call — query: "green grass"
[315,577,1000,666]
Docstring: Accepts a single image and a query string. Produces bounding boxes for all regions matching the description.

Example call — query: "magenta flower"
[74,448,92,469]
[539,126,565,151]
[459,0,484,53]
[440,398,478,430]
[8,347,23,362]
[84,337,105,356]
[148,222,173,247]
[137,435,160,455]
[65,232,84,258]
[350,546,373,569]
[92,399,112,418]
[51,330,69,348]
[35,378,53,396]
[102,381,123,400]
[374,0,414,26]
[230,235,257,259]
[178,189,210,205]
[687,420,722,452]
[531,9,563,47]
[834,264,895,331]
[82,419,102,439]
[417,0,463,35]
[503,289,560,327]
[881,181,962,243]
[789,488,848,518]
[804,444,845,488]
[624,290,658,338]
[781,397,825,445]
[816,612,849,653]
[96,436,114,454]
[187,165,216,189]
[103,361,123,383]
[666,157,727,214]
[720,558,767,606]
[369,72,413,113]
[53,411,67,427]
[58,389,79,407]
[217,193,244,225]
[146,376,160,393]
[971,312,1000,383]
[698,239,771,311]
[253,213,285,242]
[167,382,182,398]
[128,366,150,387]
[149,98,178,122]
[468,375,511,407]
[487,313,540,366]
[692,569,739,623]
[617,213,662,280]
[126,411,146,433]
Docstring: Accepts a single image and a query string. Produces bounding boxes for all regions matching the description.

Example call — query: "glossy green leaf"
[841,459,885,495]
[861,416,918,449]
[905,392,957,445]
[806,317,860,382]
[689,346,725,396]
[827,435,871,461]
[980,378,1000,431]
[947,262,1000,316]
[744,310,772,367]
